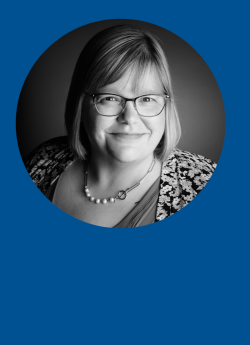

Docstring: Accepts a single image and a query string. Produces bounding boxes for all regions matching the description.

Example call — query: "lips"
[111,133,144,136]
[108,133,149,141]
[109,132,149,136]
[110,133,147,138]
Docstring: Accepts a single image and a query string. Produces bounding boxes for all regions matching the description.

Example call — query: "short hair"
[65,24,181,161]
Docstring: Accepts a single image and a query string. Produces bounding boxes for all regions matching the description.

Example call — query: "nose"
[117,100,140,125]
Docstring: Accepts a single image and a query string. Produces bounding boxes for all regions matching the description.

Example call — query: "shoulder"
[24,136,75,195]
[168,147,217,172]
[162,147,217,188]
[156,148,217,221]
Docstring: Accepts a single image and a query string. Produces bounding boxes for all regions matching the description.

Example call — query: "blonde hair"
[65,24,181,161]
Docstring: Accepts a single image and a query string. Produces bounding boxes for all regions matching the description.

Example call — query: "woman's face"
[82,68,166,164]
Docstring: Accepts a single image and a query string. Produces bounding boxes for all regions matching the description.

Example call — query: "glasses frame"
[85,92,170,117]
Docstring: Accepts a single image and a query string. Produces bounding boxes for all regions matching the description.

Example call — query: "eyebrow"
[96,88,163,95]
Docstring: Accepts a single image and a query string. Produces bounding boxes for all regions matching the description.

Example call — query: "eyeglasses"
[85,92,170,117]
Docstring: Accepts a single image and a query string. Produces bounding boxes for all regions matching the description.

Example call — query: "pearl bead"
[90,197,95,202]
[95,199,100,204]
[85,188,89,193]
[102,199,107,204]
[109,198,115,203]
[86,193,91,197]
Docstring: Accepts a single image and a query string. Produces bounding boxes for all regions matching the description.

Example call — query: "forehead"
[98,66,164,95]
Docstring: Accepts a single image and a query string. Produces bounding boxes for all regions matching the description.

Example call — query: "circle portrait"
[16,19,225,228]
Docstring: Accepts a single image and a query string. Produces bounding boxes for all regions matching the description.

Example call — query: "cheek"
[157,116,166,137]
[146,114,165,142]
[83,111,111,143]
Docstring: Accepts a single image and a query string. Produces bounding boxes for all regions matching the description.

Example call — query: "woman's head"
[65,24,181,161]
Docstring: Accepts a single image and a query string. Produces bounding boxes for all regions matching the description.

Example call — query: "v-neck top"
[24,136,217,225]
[46,174,161,228]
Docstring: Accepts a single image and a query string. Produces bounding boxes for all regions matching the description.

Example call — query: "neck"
[87,153,155,191]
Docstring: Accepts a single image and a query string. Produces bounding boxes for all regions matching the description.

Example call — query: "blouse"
[24,136,217,225]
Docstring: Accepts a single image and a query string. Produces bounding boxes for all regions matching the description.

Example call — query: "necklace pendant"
[117,190,127,200]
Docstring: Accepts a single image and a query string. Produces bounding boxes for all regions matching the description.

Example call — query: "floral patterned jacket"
[24,136,217,222]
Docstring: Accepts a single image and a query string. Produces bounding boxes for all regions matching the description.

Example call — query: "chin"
[107,147,146,163]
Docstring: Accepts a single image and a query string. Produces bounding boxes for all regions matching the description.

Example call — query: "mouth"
[108,133,149,141]
[109,132,149,136]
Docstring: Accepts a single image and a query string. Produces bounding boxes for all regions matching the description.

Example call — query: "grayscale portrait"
[16,19,225,228]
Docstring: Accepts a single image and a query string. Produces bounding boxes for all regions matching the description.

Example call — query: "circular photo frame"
[16,19,225,228]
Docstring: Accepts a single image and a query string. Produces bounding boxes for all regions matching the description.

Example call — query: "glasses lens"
[94,94,123,116]
[136,95,165,116]
[93,94,166,116]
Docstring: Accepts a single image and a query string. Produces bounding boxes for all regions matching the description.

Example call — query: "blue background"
[1,1,249,344]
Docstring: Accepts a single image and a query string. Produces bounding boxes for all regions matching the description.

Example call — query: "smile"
[109,133,149,143]
[108,133,149,142]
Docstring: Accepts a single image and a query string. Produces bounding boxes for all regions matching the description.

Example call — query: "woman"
[24,24,217,227]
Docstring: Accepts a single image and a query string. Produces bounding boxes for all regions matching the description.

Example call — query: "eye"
[142,97,153,102]
[105,96,117,102]
[137,95,165,106]
[96,95,121,104]
[138,96,157,103]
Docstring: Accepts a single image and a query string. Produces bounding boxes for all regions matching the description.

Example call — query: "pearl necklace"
[84,157,156,205]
